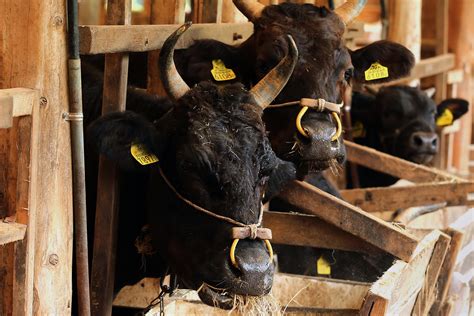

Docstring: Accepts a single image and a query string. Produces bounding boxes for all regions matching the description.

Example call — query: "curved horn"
[334,0,367,24]
[233,0,265,22]
[159,22,192,101]
[250,35,298,109]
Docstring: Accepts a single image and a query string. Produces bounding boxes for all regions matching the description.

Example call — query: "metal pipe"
[67,0,91,315]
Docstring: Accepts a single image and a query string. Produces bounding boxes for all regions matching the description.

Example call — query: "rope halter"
[267,97,344,141]
[158,167,273,270]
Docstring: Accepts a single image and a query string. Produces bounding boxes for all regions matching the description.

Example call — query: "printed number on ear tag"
[436,109,454,127]
[211,59,237,82]
[131,144,159,165]
[364,62,389,81]
[316,256,331,276]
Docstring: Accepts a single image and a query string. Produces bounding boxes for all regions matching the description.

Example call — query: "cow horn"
[334,0,367,24]
[159,22,192,101]
[250,35,298,109]
[233,0,265,22]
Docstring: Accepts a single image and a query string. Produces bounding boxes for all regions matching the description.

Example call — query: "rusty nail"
[49,254,59,266]
[40,97,48,107]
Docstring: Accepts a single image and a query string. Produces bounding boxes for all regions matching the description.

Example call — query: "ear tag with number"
[364,62,389,81]
[436,109,454,127]
[316,256,331,276]
[352,121,366,138]
[211,59,237,82]
[131,144,159,166]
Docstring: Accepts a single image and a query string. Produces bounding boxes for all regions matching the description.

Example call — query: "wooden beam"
[91,1,131,315]
[386,54,455,85]
[362,231,440,315]
[433,0,448,103]
[263,212,383,254]
[429,228,464,314]
[411,232,451,316]
[79,23,253,54]
[340,182,474,212]
[193,0,223,23]
[147,0,185,95]
[0,221,26,245]
[0,88,36,128]
[1,0,73,313]
[344,140,463,183]
[277,181,419,262]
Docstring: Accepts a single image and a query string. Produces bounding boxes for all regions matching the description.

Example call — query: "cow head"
[232,0,415,175]
[351,86,469,164]
[88,24,298,309]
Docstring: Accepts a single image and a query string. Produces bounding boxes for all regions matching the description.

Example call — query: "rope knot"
[316,98,326,112]
[247,224,259,240]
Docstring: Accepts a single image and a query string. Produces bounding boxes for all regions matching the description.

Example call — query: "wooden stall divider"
[90,1,132,315]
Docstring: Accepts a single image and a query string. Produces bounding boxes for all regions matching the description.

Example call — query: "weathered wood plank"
[1,0,73,313]
[0,88,36,128]
[362,231,440,315]
[0,221,26,245]
[263,211,382,254]
[411,232,451,316]
[79,23,253,54]
[344,140,464,183]
[386,54,455,85]
[114,274,371,311]
[429,228,464,314]
[277,181,419,262]
[91,1,131,315]
[147,0,185,95]
[340,182,474,212]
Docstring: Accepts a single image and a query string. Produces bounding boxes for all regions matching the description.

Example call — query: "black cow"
[174,0,415,180]
[87,24,298,309]
[349,86,469,187]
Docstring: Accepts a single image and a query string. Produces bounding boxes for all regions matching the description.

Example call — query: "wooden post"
[387,0,421,85]
[449,0,473,176]
[0,0,73,314]
[90,1,131,315]
[147,0,186,95]
[193,0,223,23]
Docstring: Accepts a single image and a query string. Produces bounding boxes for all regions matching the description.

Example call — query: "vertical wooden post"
[193,0,223,23]
[449,0,473,176]
[147,0,186,95]
[433,0,448,104]
[0,0,73,315]
[90,1,131,315]
[387,0,421,85]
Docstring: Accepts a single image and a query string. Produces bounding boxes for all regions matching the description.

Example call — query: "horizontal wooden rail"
[0,88,37,128]
[345,140,465,183]
[340,181,474,212]
[263,211,382,254]
[0,221,27,245]
[387,53,455,85]
[277,180,419,262]
[79,23,253,54]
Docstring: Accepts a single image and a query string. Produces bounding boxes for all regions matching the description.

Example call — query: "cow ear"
[436,98,469,126]
[350,40,415,84]
[87,111,165,171]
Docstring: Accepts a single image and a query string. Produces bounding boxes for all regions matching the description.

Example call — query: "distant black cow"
[349,86,469,187]
[87,24,298,309]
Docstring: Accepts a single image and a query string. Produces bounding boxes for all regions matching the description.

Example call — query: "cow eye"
[344,68,354,82]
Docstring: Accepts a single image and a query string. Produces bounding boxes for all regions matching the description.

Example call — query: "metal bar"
[67,0,91,315]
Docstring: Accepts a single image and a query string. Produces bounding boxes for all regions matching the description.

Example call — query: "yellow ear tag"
[352,121,366,138]
[316,256,331,276]
[436,108,454,127]
[130,144,159,165]
[210,59,236,82]
[364,62,389,81]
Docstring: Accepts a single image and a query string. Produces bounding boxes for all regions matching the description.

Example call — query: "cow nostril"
[432,138,438,147]
[413,135,423,147]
